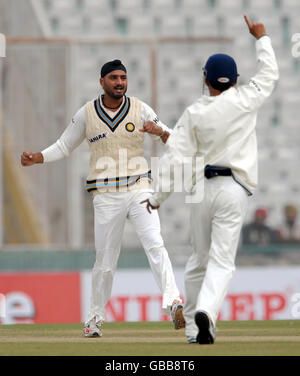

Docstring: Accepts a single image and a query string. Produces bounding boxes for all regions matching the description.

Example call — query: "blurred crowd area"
[0,0,300,264]
[242,204,300,246]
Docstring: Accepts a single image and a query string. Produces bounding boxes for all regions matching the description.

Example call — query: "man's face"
[100,70,128,99]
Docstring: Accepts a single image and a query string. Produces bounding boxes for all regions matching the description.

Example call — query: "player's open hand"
[21,151,43,166]
[244,14,266,40]
[140,199,160,214]
[139,121,163,136]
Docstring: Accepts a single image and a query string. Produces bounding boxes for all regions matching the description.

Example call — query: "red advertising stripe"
[0,272,81,324]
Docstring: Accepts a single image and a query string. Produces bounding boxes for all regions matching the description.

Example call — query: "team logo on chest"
[125,122,135,132]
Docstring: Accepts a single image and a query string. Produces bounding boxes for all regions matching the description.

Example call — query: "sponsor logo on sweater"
[88,132,109,143]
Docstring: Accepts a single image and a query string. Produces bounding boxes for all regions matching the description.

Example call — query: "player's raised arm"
[236,15,279,112]
[244,14,266,40]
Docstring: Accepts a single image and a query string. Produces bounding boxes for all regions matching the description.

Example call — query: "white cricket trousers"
[183,176,248,338]
[85,190,181,324]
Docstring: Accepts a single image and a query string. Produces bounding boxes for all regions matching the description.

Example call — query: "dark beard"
[106,86,127,99]
[111,93,124,99]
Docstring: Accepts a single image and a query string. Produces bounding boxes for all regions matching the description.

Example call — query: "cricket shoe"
[171,300,185,330]
[83,318,102,337]
[194,311,215,344]
[187,336,197,344]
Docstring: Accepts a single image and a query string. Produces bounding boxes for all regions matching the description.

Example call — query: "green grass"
[0,320,300,356]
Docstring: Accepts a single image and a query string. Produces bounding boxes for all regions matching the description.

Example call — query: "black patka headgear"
[101,59,127,78]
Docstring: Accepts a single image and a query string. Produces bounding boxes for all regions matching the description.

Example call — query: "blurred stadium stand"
[0,0,300,266]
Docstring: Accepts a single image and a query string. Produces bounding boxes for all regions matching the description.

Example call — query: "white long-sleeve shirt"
[41,98,170,162]
[149,35,279,207]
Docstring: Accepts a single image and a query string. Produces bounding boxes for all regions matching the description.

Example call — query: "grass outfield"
[0,320,300,356]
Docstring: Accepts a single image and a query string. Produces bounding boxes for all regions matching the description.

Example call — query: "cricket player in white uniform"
[21,59,185,337]
[142,16,279,344]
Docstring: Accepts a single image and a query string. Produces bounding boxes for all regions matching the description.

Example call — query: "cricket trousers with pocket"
[85,190,181,324]
[183,176,249,338]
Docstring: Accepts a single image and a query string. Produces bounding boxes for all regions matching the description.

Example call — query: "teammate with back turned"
[142,15,279,344]
[21,59,185,337]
